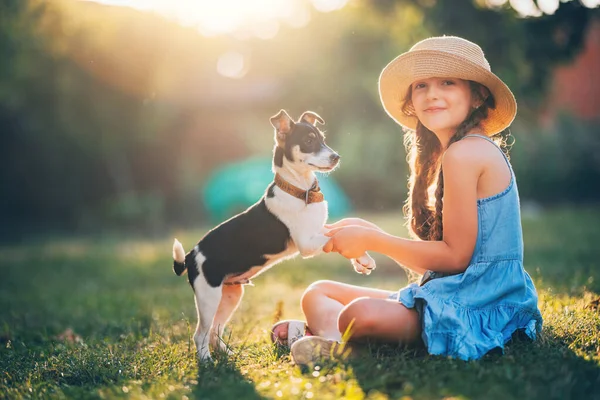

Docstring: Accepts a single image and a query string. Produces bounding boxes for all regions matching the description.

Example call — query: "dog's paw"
[352,254,376,275]
[350,259,366,275]
[217,341,234,356]
[197,347,213,362]
[351,261,369,275]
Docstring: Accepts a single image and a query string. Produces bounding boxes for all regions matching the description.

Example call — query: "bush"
[511,114,600,204]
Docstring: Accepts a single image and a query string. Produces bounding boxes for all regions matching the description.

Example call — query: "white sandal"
[270,320,311,347]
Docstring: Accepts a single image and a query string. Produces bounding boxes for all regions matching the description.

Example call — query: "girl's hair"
[402,81,513,241]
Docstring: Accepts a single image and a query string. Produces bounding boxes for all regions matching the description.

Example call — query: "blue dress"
[393,133,543,361]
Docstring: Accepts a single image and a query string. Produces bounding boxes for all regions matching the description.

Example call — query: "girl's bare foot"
[270,320,313,347]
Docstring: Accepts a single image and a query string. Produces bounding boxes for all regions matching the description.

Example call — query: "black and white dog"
[172,110,375,361]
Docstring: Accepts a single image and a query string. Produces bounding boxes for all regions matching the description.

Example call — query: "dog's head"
[270,110,340,173]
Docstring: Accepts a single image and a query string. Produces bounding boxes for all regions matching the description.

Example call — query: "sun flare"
[83,0,348,37]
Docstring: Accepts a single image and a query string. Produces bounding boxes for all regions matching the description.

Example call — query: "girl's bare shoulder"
[442,138,490,171]
[445,137,511,194]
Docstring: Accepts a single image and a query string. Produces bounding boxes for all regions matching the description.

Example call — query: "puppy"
[172,110,376,361]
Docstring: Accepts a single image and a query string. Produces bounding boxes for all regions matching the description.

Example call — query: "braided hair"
[402,81,511,241]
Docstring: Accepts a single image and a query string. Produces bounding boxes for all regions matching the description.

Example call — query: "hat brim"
[379,49,517,136]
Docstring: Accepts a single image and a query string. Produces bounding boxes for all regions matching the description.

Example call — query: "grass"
[1,207,599,399]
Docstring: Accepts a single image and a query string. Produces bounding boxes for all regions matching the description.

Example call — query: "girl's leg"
[290,281,421,366]
[300,280,395,341]
[337,297,421,344]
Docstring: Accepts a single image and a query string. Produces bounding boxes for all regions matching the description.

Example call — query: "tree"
[362,0,598,114]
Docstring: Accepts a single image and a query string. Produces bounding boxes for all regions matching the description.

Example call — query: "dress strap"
[461,133,496,144]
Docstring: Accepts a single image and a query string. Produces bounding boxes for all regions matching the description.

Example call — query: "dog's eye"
[305,138,313,145]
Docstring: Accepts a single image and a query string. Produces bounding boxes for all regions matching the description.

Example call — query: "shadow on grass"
[193,353,265,400]
[336,335,600,400]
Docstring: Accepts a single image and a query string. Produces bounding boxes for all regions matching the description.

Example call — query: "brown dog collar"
[274,173,324,204]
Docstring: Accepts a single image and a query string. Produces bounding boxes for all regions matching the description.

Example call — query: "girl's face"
[410,77,475,138]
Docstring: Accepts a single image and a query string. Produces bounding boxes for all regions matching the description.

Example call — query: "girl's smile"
[411,77,475,141]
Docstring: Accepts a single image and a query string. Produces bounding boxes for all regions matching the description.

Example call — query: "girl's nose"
[426,84,440,100]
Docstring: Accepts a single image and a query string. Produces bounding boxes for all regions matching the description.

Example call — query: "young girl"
[271,36,543,364]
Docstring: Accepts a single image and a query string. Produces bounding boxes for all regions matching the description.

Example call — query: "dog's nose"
[330,153,340,163]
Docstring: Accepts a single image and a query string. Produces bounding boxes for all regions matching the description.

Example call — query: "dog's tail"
[172,238,187,276]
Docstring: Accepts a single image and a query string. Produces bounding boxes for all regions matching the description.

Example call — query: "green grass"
[1,207,599,399]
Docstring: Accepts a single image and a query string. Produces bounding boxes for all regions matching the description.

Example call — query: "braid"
[428,82,494,241]
[428,115,481,240]
[404,81,498,242]
[403,123,442,240]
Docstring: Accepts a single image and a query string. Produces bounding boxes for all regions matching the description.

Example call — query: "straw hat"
[378,36,517,136]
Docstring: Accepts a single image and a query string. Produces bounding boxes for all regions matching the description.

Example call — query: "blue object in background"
[203,157,351,223]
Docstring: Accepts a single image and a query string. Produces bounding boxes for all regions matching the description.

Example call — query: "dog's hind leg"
[192,274,222,361]
[211,284,244,355]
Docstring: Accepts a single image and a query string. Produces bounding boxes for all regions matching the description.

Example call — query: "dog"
[172,109,376,361]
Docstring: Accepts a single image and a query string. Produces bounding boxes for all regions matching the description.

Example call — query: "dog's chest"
[265,190,328,236]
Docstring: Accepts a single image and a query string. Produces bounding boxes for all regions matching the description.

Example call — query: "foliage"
[365,0,597,114]
[1,207,599,399]
[0,0,598,239]
[512,115,600,204]
[0,0,191,238]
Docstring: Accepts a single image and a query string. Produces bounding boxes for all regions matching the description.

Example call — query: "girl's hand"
[325,218,381,232]
[323,225,378,259]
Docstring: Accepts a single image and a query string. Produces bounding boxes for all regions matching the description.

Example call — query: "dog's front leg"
[192,276,222,361]
[210,284,244,355]
[294,233,330,258]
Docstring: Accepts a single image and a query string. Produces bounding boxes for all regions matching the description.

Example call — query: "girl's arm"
[325,217,382,231]
[325,140,483,275]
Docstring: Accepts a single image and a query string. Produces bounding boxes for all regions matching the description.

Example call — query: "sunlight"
[83,0,348,37]
[486,0,599,16]
[216,51,247,79]
[160,0,292,36]
[311,0,348,12]
[509,0,542,17]
[581,0,600,7]
[536,0,559,15]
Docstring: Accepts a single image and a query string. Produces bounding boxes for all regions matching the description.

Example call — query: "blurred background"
[1,0,599,242]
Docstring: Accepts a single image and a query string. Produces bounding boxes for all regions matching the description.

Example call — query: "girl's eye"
[442,80,455,85]
[414,83,426,89]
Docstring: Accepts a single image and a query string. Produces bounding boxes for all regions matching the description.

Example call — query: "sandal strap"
[286,321,307,347]
[271,320,308,347]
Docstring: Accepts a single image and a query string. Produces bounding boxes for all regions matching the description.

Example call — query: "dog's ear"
[270,109,294,146]
[299,111,324,126]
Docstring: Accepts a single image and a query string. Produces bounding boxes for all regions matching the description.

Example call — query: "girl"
[271,36,543,364]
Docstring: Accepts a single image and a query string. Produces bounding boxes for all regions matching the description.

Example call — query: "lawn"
[1,207,599,399]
